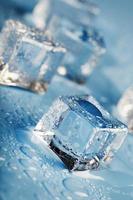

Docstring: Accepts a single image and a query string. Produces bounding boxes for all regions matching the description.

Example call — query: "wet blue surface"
[0,77,133,200]
[0,0,133,200]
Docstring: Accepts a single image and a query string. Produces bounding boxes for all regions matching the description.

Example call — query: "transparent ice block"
[28,0,105,83]
[0,20,65,93]
[47,20,105,83]
[34,95,127,171]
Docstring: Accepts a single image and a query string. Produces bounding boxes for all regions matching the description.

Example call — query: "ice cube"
[34,95,127,171]
[0,20,65,93]
[47,20,105,83]
[27,0,105,83]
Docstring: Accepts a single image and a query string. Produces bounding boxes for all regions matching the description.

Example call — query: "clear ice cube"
[117,86,133,133]
[0,20,65,93]
[34,95,127,171]
[28,0,105,83]
[47,19,106,83]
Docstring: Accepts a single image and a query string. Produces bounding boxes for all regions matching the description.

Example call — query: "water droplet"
[23,169,37,181]
[63,177,86,192]
[7,162,18,170]
[75,191,88,197]
[0,156,5,167]
[20,145,36,159]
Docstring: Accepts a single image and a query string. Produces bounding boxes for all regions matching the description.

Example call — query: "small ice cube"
[47,20,106,83]
[0,20,65,93]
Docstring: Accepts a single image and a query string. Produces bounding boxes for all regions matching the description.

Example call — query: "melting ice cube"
[34,95,127,170]
[28,0,105,83]
[0,20,65,93]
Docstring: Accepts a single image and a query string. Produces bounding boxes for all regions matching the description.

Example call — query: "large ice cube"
[0,20,65,93]
[34,95,127,170]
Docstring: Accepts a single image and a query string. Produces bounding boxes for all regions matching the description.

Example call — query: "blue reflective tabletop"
[0,1,133,200]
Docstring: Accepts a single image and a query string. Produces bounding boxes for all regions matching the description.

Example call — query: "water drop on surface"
[0,157,5,167]
[20,146,36,159]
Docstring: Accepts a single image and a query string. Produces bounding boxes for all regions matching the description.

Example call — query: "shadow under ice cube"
[0,20,65,93]
[34,95,127,171]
